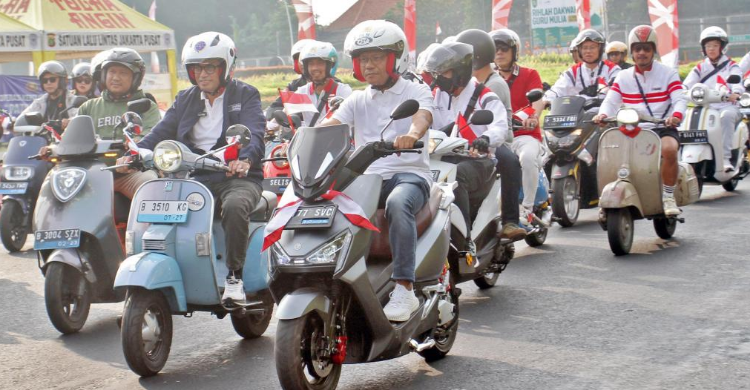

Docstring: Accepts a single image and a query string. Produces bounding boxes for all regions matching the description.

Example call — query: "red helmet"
[627,25,659,59]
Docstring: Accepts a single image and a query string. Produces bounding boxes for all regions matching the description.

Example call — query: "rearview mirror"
[526,90,543,104]
[727,74,741,84]
[127,98,152,115]
[272,110,290,127]
[390,99,420,120]
[70,95,88,108]
[15,112,44,127]
[469,110,494,126]
[226,124,252,147]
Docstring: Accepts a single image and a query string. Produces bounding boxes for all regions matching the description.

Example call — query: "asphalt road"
[1,181,749,390]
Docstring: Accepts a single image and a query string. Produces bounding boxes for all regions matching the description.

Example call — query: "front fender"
[114,252,186,313]
[599,181,643,219]
[276,287,331,320]
[551,160,579,180]
[43,249,97,284]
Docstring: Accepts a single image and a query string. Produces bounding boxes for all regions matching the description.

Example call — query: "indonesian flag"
[575,0,591,31]
[279,89,318,115]
[262,190,380,251]
[404,0,417,68]
[124,130,141,155]
[597,76,609,94]
[512,106,536,124]
[648,0,679,69]
[716,75,729,92]
[456,113,478,143]
[292,0,316,40]
[44,124,62,142]
[148,1,160,73]
[435,21,442,37]
[492,0,513,30]
[211,137,240,164]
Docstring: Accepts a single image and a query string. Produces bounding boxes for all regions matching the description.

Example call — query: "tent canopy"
[0,12,42,61]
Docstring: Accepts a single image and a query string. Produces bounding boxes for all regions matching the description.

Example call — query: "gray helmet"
[100,48,146,93]
[456,29,496,70]
[38,60,68,91]
[489,29,521,62]
[71,62,92,79]
[576,29,606,62]
[422,42,474,93]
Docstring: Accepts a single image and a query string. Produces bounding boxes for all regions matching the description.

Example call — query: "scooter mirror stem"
[379,118,395,142]
[194,141,239,163]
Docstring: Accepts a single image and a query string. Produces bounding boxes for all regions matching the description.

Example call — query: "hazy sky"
[311,0,359,26]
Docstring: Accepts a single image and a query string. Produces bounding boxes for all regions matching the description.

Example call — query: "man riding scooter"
[21,61,78,131]
[118,32,265,305]
[683,26,744,173]
[593,25,687,216]
[322,20,435,322]
[293,41,352,127]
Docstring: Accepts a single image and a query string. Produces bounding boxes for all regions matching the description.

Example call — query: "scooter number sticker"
[137,201,189,223]
[679,130,708,144]
[34,229,80,250]
[263,177,292,194]
[0,182,28,194]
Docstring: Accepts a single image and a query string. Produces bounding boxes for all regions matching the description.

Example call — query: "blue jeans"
[379,173,430,282]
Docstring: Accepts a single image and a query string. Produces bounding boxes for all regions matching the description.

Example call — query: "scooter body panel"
[114,251,187,313]
[598,180,644,219]
[44,248,97,284]
[275,287,331,320]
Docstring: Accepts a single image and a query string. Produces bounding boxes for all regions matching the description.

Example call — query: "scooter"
[0,96,86,252]
[680,75,750,193]
[543,95,603,227]
[269,100,457,390]
[114,125,276,377]
[428,110,516,289]
[262,110,300,198]
[597,108,700,256]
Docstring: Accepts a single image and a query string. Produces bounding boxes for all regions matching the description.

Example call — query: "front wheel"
[551,176,580,227]
[275,314,341,390]
[230,295,274,339]
[653,217,677,239]
[44,262,91,334]
[0,201,27,252]
[606,208,634,256]
[121,288,173,377]
[722,176,739,192]
[419,270,459,362]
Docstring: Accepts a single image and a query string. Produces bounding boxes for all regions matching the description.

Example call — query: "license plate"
[285,204,338,229]
[0,182,28,194]
[263,177,292,194]
[137,200,189,223]
[544,115,577,128]
[679,130,708,144]
[34,229,80,250]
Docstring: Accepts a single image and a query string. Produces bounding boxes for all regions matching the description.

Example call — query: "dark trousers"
[495,144,522,225]
[207,179,262,272]
[454,157,495,235]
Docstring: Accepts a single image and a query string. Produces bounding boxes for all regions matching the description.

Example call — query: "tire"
[419,270,459,362]
[653,217,677,239]
[0,201,27,252]
[696,175,704,198]
[44,262,91,334]
[722,177,739,192]
[524,226,548,247]
[606,208,634,256]
[551,176,579,227]
[121,288,173,377]
[473,243,513,289]
[275,314,341,390]
[230,296,273,339]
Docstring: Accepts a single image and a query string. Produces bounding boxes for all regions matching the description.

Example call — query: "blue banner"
[0,75,43,118]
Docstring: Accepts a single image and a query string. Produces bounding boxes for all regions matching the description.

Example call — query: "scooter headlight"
[271,242,292,265]
[306,231,351,264]
[690,85,707,105]
[51,167,87,202]
[740,93,750,108]
[616,108,640,125]
[153,141,183,173]
[3,166,33,181]
[428,138,442,154]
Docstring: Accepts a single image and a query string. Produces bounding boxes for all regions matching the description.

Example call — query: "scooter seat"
[368,184,442,260]
[250,191,278,221]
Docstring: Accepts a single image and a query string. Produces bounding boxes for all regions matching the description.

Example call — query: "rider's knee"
[661,139,678,160]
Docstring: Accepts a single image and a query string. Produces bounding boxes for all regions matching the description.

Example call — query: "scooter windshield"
[549,96,586,116]
[288,124,350,188]
[56,116,98,157]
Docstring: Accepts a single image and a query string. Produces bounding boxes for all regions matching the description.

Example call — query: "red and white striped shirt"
[599,61,687,130]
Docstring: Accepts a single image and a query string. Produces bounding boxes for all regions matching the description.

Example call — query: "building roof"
[325,0,401,31]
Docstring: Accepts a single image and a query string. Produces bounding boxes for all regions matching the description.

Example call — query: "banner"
[0,75,43,118]
[575,0,591,31]
[648,0,679,69]
[530,0,604,54]
[292,0,316,40]
[404,0,416,67]
[0,32,40,52]
[492,0,513,30]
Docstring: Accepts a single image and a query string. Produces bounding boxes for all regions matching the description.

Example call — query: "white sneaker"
[724,162,735,173]
[222,276,246,304]
[383,284,419,322]
[662,197,680,216]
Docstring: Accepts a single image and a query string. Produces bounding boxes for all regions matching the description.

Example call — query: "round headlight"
[153,141,183,172]
[271,144,289,169]
[740,93,750,108]
[690,87,705,104]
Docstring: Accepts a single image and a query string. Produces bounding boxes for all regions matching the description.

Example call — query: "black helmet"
[100,48,146,93]
[489,29,521,62]
[456,29,495,70]
[422,42,474,94]
[38,60,68,91]
[576,29,606,62]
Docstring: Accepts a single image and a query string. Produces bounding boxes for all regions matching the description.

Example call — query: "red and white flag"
[456,113,478,143]
[648,0,679,69]
[575,0,591,31]
[279,89,318,115]
[262,190,379,251]
[435,21,442,37]
[512,106,536,123]
[716,75,729,92]
[148,0,160,73]
[404,0,417,68]
[292,0,316,40]
[492,0,513,30]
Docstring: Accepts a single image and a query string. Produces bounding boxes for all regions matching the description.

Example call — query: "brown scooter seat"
[368,184,442,260]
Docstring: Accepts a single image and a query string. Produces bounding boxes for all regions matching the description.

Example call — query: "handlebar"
[381,140,424,151]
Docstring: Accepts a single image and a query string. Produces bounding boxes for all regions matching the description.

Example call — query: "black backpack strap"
[700,59,731,83]
[463,82,485,119]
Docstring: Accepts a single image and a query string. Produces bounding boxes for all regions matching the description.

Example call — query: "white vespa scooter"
[679,75,749,193]
[597,108,701,256]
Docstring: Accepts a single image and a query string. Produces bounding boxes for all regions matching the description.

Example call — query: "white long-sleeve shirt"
[599,61,687,130]
[739,52,750,76]
[544,60,621,101]
[293,79,352,127]
[432,78,509,147]
[683,55,743,110]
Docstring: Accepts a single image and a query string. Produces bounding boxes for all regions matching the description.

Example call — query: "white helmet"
[344,20,408,82]
[182,31,237,86]
[291,39,317,74]
[299,41,339,78]
[442,36,457,44]
[700,26,729,56]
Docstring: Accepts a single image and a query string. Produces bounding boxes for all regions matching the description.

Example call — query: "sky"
[311,0,359,26]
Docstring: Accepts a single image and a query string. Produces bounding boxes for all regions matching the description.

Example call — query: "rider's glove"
[471,135,491,153]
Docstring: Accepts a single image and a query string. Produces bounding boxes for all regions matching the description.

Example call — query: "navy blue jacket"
[138,79,265,184]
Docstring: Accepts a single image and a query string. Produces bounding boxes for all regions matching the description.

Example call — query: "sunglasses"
[75,78,92,84]
[496,45,512,53]
[42,77,58,84]
[632,44,654,53]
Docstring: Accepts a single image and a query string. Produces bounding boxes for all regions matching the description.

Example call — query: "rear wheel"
[473,243,514,289]
[653,217,677,239]
[552,176,579,227]
[0,201,27,252]
[524,225,548,247]
[121,288,173,377]
[606,208,633,256]
[275,314,341,390]
[44,262,91,334]
[722,177,739,192]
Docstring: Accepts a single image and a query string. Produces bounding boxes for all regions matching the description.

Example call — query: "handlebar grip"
[413,141,424,148]
[383,141,424,150]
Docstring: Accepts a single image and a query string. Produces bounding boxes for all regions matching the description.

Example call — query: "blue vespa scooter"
[113,125,276,377]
